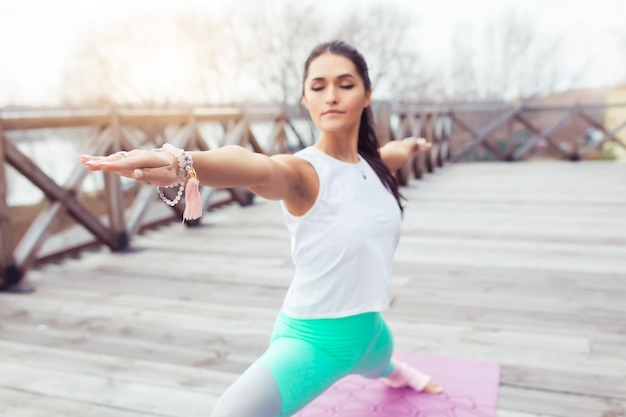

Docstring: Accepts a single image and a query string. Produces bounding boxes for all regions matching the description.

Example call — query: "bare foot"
[381,361,444,394]
[423,379,443,394]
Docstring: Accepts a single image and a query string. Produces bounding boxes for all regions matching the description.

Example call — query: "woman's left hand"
[79,149,179,187]
[404,137,432,154]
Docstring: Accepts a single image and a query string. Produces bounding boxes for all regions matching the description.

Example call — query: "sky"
[0,0,624,107]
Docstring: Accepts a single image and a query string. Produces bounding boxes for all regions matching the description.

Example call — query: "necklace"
[357,160,367,180]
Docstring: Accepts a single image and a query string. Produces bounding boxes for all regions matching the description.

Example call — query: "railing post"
[374,102,393,146]
[505,117,515,161]
[106,108,129,250]
[440,112,452,163]
[0,120,33,292]
[433,114,444,168]
[423,113,435,173]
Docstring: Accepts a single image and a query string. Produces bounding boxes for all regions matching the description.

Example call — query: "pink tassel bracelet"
[156,144,203,221]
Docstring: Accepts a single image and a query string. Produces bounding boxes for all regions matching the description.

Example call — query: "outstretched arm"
[79,145,314,202]
[379,137,432,172]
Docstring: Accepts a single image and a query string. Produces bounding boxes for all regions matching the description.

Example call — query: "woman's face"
[302,53,372,135]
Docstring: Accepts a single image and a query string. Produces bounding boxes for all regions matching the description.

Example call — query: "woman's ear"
[364,89,372,108]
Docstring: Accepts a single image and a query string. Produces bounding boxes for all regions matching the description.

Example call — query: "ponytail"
[358,107,404,213]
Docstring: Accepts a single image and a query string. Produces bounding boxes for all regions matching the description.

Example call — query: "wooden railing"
[1,99,625,291]
[446,100,626,162]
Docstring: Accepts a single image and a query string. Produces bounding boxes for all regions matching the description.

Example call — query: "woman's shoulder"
[292,146,321,160]
[271,147,321,171]
[293,146,335,169]
[280,146,326,174]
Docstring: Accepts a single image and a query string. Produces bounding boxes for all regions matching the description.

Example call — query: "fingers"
[403,137,432,154]
[79,150,179,186]
[129,166,180,187]
[415,138,432,153]
[80,151,128,166]
[79,155,140,180]
[81,150,167,170]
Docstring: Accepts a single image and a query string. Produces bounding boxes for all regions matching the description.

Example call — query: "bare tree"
[332,5,435,101]
[232,0,324,104]
[174,13,256,105]
[447,20,481,101]
[61,3,439,106]
[229,1,435,103]
[447,8,573,101]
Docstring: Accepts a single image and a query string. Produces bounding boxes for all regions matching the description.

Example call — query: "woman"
[81,40,441,417]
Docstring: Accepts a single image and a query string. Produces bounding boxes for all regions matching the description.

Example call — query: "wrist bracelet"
[155,143,203,221]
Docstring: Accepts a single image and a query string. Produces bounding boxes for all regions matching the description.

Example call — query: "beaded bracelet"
[154,143,203,221]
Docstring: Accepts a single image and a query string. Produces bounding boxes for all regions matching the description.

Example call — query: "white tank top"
[280,146,402,318]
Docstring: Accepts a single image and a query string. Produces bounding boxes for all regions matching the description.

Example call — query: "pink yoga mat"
[296,352,501,417]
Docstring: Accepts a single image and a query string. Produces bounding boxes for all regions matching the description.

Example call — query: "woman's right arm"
[79,145,316,204]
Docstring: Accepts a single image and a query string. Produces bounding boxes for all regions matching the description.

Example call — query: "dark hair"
[302,40,403,212]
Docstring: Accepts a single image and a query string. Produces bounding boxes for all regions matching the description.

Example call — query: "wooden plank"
[0,338,237,388]
[385,322,623,377]
[0,127,16,288]
[511,107,577,161]
[3,138,120,251]
[432,113,450,167]
[497,411,559,417]
[579,110,626,152]
[105,111,127,248]
[14,128,110,272]
[449,112,508,161]
[121,108,242,125]
[501,365,626,401]
[0,109,110,131]
[0,362,219,417]
[0,287,277,338]
[450,96,536,162]
[21,269,287,308]
[127,184,165,237]
[374,102,394,145]
[514,114,573,159]
[497,385,625,417]
[0,316,264,375]
[0,388,156,417]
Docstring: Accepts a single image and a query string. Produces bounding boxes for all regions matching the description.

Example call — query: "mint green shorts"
[258,310,394,416]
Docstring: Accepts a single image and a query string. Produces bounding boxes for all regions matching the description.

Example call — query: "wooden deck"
[1,161,625,417]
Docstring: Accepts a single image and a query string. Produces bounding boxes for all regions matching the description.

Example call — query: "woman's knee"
[212,398,272,417]
[210,399,242,417]
[210,362,282,417]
